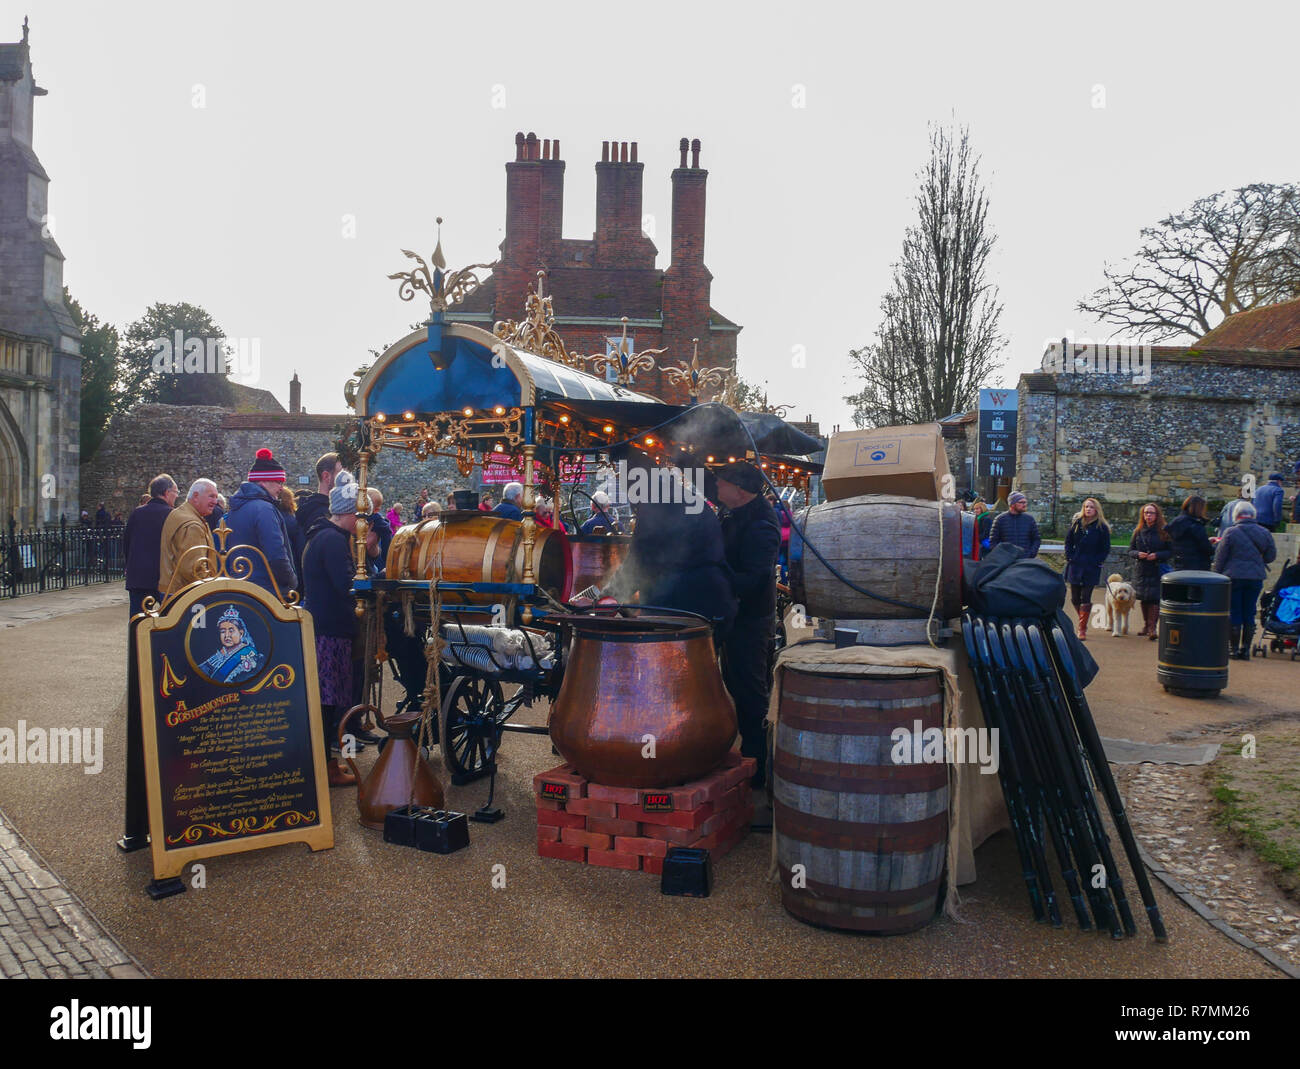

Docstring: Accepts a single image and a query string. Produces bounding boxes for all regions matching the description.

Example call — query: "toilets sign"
[977,390,1017,479]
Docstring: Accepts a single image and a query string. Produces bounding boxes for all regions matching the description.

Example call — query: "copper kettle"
[549,614,737,788]
[340,704,445,830]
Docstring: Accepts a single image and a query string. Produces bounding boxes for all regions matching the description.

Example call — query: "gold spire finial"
[388,219,493,315]
[432,217,446,270]
[664,336,728,403]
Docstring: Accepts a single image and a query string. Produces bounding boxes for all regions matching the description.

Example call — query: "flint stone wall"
[1016,361,1300,535]
[80,404,465,520]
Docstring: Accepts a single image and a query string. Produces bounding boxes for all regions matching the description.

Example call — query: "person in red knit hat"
[224,447,300,598]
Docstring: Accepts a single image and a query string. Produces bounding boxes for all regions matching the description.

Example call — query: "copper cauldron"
[568,534,632,595]
[549,615,736,788]
[341,705,444,830]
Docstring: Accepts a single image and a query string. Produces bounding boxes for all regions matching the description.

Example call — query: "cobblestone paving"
[1120,762,1300,968]
[0,809,146,979]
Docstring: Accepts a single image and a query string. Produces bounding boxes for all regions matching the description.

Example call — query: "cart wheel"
[440,674,506,784]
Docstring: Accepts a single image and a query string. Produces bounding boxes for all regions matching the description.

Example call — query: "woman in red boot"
[1064,497,1111,640]
[1130,503,1172,641]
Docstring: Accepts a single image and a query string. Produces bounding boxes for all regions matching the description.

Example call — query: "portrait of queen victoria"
[196,605,267,685]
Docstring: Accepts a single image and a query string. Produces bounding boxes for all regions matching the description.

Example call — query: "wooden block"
[561,827,612,851]
[536,798,563,811]
[589,816,640,837]
[619,801,714,829]
[538,840,586,863]
[643,855,665,875]
[588,848,641,871]
[537,825,561,843]
[537,809,587,830]
[586,783,644,805]
[614,836,668,858]
[567,797,619,819]
[533,764,587,801]
[640,823,706,846]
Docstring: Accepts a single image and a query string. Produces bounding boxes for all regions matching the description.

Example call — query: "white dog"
[1101,573,1136,637]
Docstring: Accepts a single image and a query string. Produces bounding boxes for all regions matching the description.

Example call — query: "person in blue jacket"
[1253,473,1285,532]
[224,448,299,600]
[494,482,524,521]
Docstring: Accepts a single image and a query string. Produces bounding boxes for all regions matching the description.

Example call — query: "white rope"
[926,499,946,650]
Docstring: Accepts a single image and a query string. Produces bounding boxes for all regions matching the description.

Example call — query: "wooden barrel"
[775,665,948,934]
[386,513,572,602]
[791,494,961,622]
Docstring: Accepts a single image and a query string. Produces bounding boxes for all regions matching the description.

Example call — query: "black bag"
[965,544,1099,688]
[965,543,1065,617]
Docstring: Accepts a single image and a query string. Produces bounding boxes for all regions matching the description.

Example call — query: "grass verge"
[1211,731,1300,903]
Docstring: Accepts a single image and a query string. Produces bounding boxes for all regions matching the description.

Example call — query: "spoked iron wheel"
[439,673,507,784]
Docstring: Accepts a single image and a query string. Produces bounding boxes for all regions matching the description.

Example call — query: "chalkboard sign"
[134,579,333,886]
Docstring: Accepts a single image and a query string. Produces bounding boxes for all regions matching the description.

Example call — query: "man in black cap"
[597,452,736,634]
[714,460,781,791]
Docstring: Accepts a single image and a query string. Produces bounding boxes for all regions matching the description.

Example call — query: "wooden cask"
[386,513,572,602]
[791,494,962,622]
[775,665,948,934]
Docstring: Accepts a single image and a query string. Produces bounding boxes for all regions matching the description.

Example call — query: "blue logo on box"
[855,440,900,467]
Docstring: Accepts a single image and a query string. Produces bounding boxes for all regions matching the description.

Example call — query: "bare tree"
[1077,183,1300,341]
[846,124,1005,427]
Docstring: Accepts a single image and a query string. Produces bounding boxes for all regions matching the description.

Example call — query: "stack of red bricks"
[534,752,756,874]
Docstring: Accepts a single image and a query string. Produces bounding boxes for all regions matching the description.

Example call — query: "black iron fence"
[2,519,125,598]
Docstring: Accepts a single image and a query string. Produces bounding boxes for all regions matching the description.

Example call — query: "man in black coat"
[296,452,343,572]
[599,457,737,633]
[715,461,781,790]
[123,474,178,616]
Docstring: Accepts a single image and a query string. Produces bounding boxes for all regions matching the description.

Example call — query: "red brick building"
[453,133,740,404]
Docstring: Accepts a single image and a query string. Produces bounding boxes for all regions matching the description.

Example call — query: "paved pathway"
[0,809,145,978]
[0,582,127,629]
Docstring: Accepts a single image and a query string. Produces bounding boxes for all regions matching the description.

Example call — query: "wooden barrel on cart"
[386,512,573,602]
[790,494,962,624]
[775,664,948,934]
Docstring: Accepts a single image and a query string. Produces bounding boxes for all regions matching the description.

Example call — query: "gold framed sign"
[133,576,333,892]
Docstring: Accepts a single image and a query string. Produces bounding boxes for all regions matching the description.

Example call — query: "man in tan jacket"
[159,479,220,599]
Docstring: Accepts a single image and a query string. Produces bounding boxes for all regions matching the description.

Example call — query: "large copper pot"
[386,513,572,603]
[568,534,632,594]
[549,615,736,787]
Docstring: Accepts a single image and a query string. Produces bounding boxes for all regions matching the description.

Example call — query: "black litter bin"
[1158,570,1230,698]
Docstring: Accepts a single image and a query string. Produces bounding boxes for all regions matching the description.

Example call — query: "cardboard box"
[821,423,950,502]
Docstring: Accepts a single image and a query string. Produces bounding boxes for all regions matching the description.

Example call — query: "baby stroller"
[1253,559,1300,660]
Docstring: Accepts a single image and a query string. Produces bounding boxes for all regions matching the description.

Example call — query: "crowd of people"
[957,471,1294,661]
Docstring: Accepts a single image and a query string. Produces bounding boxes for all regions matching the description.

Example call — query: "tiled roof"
[1193,297,1300,351]
[228,382,287,414]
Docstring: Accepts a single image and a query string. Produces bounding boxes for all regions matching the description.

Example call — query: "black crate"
[660,847,712,898]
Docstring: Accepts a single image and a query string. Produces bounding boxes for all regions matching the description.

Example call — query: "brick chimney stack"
[500,131,565,316]
[594,140,656,270]
[669,137,708,269]
[289,372,301,415]
[662,137,715,390]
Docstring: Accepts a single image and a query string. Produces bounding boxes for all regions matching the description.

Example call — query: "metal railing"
[2,518,125,598]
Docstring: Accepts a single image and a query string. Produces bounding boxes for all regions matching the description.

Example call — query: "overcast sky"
[11,0,1299,430]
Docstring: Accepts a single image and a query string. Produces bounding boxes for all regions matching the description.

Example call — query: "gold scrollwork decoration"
[386,218,495,316]
[493,271,587,370]
[583,317,665,386]
[240,664,296,694]
[664,337,731,404]
[165,809,319,845]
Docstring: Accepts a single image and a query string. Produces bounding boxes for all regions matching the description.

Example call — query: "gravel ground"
[0,599,1288,978]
